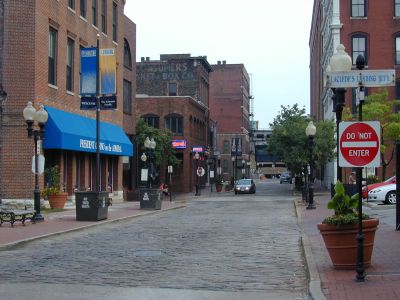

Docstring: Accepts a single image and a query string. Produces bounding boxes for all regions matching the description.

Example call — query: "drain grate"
[133,250,162,257]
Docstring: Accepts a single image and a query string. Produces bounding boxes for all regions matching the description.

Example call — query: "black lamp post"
[231,156,236,183]
[194,152,200,196]
[23,102,48,222]
[305,121,317,210]
[355,53,366,282]
[327,44,352,183]
[143,137,156,188]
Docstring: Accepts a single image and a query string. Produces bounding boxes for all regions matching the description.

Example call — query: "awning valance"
[43,106,134,157]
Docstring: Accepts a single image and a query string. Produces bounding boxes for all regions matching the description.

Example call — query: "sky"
[124,0,314,129]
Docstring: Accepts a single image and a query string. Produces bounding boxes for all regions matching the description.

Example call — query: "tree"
[343,89,400,179]
[268,104,335,181]
[136,118,180,167]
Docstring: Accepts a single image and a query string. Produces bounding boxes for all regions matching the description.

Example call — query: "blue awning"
[43,106,134,156]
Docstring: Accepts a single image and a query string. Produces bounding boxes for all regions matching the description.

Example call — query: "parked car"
[279,172,292,184]
[368,183,397,204]
[362,175,396,199]
[234,179,256,194]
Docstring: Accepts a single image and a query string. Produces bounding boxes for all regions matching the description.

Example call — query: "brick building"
[209,61,251,181]
[310,0,400,186]
[0,0,136,202]
[136,54,212,193]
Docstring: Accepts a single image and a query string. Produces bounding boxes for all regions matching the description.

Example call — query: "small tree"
[343,89,400,179]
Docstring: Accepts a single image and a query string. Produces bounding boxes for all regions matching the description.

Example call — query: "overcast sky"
[124,1,314,129]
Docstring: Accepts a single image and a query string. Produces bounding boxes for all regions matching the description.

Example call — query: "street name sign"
[326,70,395,88]
[339,121,380,167]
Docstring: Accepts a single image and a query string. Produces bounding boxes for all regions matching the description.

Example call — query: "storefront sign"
[192,146,204,153]
[172,140,187,149]
[79,139,122,153]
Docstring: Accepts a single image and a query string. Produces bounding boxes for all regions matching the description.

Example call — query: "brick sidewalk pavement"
[0,198,187,249]
[297,189,400,300]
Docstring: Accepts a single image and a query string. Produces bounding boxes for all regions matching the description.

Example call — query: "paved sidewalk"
[0,196,187,249]
[296,189,400,300]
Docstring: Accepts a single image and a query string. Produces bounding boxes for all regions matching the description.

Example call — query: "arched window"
[142,114,160,128]
[351,33,367,64]
[124,39,132,69]
[165,114,183,134]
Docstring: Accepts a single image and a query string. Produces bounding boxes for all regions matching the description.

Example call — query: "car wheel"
[385,191,396,204]
[235,191,237,195]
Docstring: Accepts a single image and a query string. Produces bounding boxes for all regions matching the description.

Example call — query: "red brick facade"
[209,62,251,181]
[0,0,136,201]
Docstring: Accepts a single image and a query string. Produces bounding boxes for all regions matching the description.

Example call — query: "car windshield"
[238,179,251,185]
[384,176,395,183]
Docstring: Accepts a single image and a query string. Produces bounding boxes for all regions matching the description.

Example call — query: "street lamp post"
[355,53,366,282]
[305,121,317,210]
[231,156,235,183]
[194,152,200,196]
[143,137,156,188]
[327,44,352,183]
[242,159,245,178]
[23,102,48,222]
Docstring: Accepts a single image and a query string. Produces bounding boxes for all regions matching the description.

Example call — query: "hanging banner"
[80,47,98,96]
[100,48,116,95]
[231,138,242,156]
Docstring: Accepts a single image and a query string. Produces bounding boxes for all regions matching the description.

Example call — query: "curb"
[294,199,326,300]
[0,203,186,251]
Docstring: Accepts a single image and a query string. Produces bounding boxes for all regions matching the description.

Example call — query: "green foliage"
[136,118,180,166]
[366,175,379,185]
[42,165,62,197]
[342,89,400,180]
[215,175,223,185]
[268,104,335,176]
[323,181,369,225]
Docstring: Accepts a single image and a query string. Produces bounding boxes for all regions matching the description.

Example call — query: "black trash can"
[139,188,161,210]
[75,191,111,221]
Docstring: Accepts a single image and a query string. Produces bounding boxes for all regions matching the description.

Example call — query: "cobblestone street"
[0,181,309,299]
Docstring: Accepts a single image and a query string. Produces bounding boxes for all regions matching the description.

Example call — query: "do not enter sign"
[339,121,380,167]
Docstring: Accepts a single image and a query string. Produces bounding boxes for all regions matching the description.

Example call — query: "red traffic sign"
[339,121,380,167]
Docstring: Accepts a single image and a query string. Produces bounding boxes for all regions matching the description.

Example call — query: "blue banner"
[80,47,98,96]
[100,48,116,95]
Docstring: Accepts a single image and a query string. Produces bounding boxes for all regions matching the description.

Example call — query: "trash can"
[139,188,161,210]
[75,191,111,221]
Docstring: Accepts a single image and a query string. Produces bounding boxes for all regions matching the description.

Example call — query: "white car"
[368,183,397,204]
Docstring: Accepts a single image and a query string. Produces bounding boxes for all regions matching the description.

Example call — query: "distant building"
[136,54,213,192]
[310,0,400,186]
[0,1,136,202]
[209,61,251,181]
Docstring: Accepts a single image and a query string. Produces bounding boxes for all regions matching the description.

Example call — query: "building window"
[351,34,367,64]
[112,2,117,42]
[123,79,132,114]
[168,82,177,96]
[92,0,97,27]
[396,35,400,65]
[80,0,86,18]
[165,114,183,134]
[222,160,228,173]
[123,39,132,69]
[223,140,230,153]
[48,27,57,85]
[396,0,400,17]
[351,0,366,17]
[68,0,75,10]
[143,114,160,128]
[66,37,74,92]
[101,0,107,34]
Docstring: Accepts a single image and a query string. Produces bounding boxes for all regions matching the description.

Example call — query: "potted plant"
[215,175,223,192]
[317,181,379,269]
[42,165,68,209]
